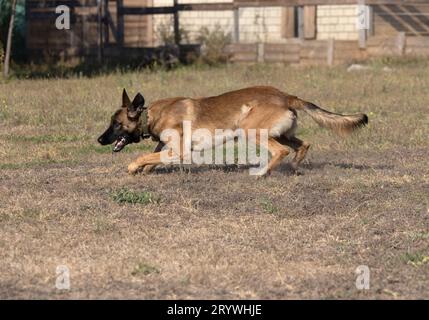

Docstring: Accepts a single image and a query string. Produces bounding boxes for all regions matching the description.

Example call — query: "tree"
[3,0,17,78]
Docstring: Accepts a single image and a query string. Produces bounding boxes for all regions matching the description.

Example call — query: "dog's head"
[97,89,146,152]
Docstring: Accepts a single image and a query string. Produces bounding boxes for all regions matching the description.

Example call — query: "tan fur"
[291,99,368,136]
[117,86,367,175]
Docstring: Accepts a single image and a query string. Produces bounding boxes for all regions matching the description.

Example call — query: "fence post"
[3,0,17,78]
[104,0,109,45]
[116,0,124,47]
[327,38,334,66]
[97,0,103,62]
[173,0,180,46]
[358,0,367,49]
[233,8,240,43]
[297,6,304,39]
[396,32,406,56]
[257,43,265,63]
[358,31,366,49]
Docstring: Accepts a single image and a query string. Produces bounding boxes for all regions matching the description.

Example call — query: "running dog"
[97,87,368,176]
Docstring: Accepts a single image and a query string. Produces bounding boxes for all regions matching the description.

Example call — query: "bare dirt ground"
[0,62,428,299]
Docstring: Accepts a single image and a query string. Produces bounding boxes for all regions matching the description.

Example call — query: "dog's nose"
[97,136,103,144]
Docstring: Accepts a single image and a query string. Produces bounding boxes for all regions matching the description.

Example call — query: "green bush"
[156,20,190,46]
[0,0,26,63]
[196,25,231,65]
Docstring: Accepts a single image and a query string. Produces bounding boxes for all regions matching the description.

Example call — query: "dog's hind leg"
[253,137,290,176]
[266,138,290,174]
[142,142,165,174]
[276,136,310,170]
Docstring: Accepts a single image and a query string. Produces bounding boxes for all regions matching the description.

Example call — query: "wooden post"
[173,0,180,46]
[97,0,103,62]
[327,38,334,66]
[116,0,124,47]
[233,8,240,43]
[3,0,17,78]
[358,29,366,49]
[358,0,367,49]
[281,7,295,38]
[297,6,304,39]
[303,6,316,39]
[368,5,374,37]
[257,42,265,63]
[396,32,406,55]
[104,0,109,45]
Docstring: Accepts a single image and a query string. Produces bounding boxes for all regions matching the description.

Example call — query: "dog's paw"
[142,165,155,175]
[127,163,141,175]
[252,167,271,179]
[289,162,303,175]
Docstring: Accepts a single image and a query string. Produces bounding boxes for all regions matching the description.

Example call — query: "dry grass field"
[0,61,428,299]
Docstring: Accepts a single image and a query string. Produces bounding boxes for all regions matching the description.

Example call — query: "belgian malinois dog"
[98,87,368,176]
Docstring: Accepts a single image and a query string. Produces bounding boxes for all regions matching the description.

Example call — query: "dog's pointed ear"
[132,93,145,111]
[127,93,146,119]
[122,89,132,108]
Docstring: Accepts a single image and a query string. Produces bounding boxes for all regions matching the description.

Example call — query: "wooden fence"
[26,0,429,64]
[225,32,429,65]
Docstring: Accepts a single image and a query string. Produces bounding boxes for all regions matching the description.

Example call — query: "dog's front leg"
[128,138,188,175]
[141,142,165,174]
[128,143,181,175]
[128,152,163,175]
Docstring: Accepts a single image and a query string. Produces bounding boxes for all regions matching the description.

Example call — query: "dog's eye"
[113,122,121,129]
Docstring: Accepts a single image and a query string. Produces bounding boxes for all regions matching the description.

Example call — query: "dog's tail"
[290,98,368,136]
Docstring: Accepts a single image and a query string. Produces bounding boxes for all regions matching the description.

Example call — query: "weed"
[111,188,160,205]
[131,262,160,276]
[402,251,429,267]
[261,199,278,214]
[196,25,231,65]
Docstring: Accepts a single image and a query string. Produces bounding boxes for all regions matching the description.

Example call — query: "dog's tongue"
[113,137,127,152]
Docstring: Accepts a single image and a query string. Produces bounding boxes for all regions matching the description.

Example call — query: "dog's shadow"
[299,162,393,171]
[149,161,393,176]
[152,163,258,175]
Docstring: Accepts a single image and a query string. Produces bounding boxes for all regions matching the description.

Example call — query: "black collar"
[140,109,151,139]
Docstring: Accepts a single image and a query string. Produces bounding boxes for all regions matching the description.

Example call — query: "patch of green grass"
[0,110,8,121]
[260,199,278,214]
[402,251,429,267]
[111,187,160,205]
[131,262,160,276]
